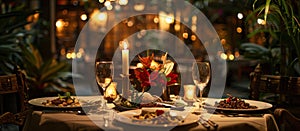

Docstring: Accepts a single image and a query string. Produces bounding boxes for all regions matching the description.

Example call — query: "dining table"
[23,96,279,131]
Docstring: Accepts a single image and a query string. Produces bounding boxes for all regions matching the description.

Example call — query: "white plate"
[28,96,101,109]
[203,98,273,112]
[115,107,198,127]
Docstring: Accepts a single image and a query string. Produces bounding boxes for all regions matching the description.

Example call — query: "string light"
[237,13,243,19]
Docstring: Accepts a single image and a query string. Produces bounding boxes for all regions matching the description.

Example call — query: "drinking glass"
[95,61,114,97]
[192,61,210,108]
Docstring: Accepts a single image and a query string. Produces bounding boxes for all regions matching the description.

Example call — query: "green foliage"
[19,43,74,93]
[246,0,300,76]
[0,6,75,96]
[0,9,38,74]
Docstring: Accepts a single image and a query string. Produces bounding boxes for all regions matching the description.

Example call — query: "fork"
[197,117,210,129]
[199,116,218,128]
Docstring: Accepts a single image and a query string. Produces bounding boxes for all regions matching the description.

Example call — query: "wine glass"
[192,61,210,108]
[95,61,114,98]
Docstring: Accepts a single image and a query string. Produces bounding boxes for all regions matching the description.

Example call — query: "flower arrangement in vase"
[130,52,179,101]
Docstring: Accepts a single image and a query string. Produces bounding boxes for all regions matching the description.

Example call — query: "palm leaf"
[264,0,271,22]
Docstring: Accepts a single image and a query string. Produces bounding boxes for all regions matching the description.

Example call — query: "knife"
[200,117,218,128]
[198,118,210,129]
[155,102,176,108]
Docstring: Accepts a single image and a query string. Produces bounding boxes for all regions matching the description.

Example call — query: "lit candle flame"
[120,40,129,50]
[124,42,128,50]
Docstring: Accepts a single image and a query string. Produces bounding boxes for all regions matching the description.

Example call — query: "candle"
[122,41,129,75]
[105,82,117,103]
[184,85,196,100]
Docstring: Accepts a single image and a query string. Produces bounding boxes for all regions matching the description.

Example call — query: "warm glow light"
[183,32,188,39]
[220,53,228,60]
[80,14,87,21]
[191,25,197,32]
[221,39,226,45]
[153,17,159,23]
[257,18,266,25]
[120,40,129,49]
[134,3,145,11]
[119,0,128,5]
[192,15,197,24]
[99,0,105,3]
[191,35,197,41]
[159,11,170,30]
[60,48,66,55]
[104,1,111,6]
[184,85,196,100]
[106,5,113,10]
[76,52,82,58]
[66,53,72,59]
[105,82,117,100]
[237,13,243,19]
[137,63,143,68]
[236,27,242,33]
[79,48,84,53]
[90,10,107,28]
[174,24,180,31]
[71,52,76,59]
[228,54,235,60]
[55,19,64,28]
[165,14,174,24]
[127,21,134,27]
[97,12,107,22]
[235,51,240,58]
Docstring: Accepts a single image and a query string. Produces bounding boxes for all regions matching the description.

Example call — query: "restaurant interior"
[0,0,299,131]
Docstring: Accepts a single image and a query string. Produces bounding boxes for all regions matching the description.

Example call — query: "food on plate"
[120,100,164,109]
[42,93,80,107]
[216,96,257,109]
[131,109,183,124]
[117,92,164,109]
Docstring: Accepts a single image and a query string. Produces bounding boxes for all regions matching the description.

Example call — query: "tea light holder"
[184,85,196,101]
[105,82,118,103]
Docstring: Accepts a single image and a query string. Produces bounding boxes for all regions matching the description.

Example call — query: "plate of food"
[203,96,273,112]
[112,92,166,111]
[28,94,101,109]
[114,107,198,127]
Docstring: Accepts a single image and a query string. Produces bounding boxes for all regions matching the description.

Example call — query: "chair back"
[0,70,29,127]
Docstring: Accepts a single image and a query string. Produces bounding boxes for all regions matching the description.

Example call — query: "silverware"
[199,117,219,129]
[205,118,218,128]
[42,110,86,115]
[197,117,210,129]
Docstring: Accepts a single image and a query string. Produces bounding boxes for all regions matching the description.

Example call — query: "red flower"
[131,54,179,93]
[166,72,178,85]
[134,68,150,89]
[138,54,154,68]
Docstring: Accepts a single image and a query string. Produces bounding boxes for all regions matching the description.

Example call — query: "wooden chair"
[274,108,300,131]
[249,64,288,105]
[0,69,30,130]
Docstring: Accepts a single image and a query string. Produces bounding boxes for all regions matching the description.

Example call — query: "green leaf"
[264,0,271,22]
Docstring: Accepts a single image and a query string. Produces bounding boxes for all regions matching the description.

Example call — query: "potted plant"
[243,0,300,105]
[0,5,75,99]
[245,0,300,76]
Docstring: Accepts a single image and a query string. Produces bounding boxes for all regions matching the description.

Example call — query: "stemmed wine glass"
[95,61,114,98]
[192,61,211,108]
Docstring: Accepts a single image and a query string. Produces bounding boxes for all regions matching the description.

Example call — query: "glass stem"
[199,89,203,108]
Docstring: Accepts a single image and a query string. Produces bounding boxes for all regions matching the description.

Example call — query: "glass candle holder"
[104,82,117,103]
[184,85,196,101]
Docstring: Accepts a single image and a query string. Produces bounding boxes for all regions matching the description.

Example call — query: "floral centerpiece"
[130,52,179,101]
